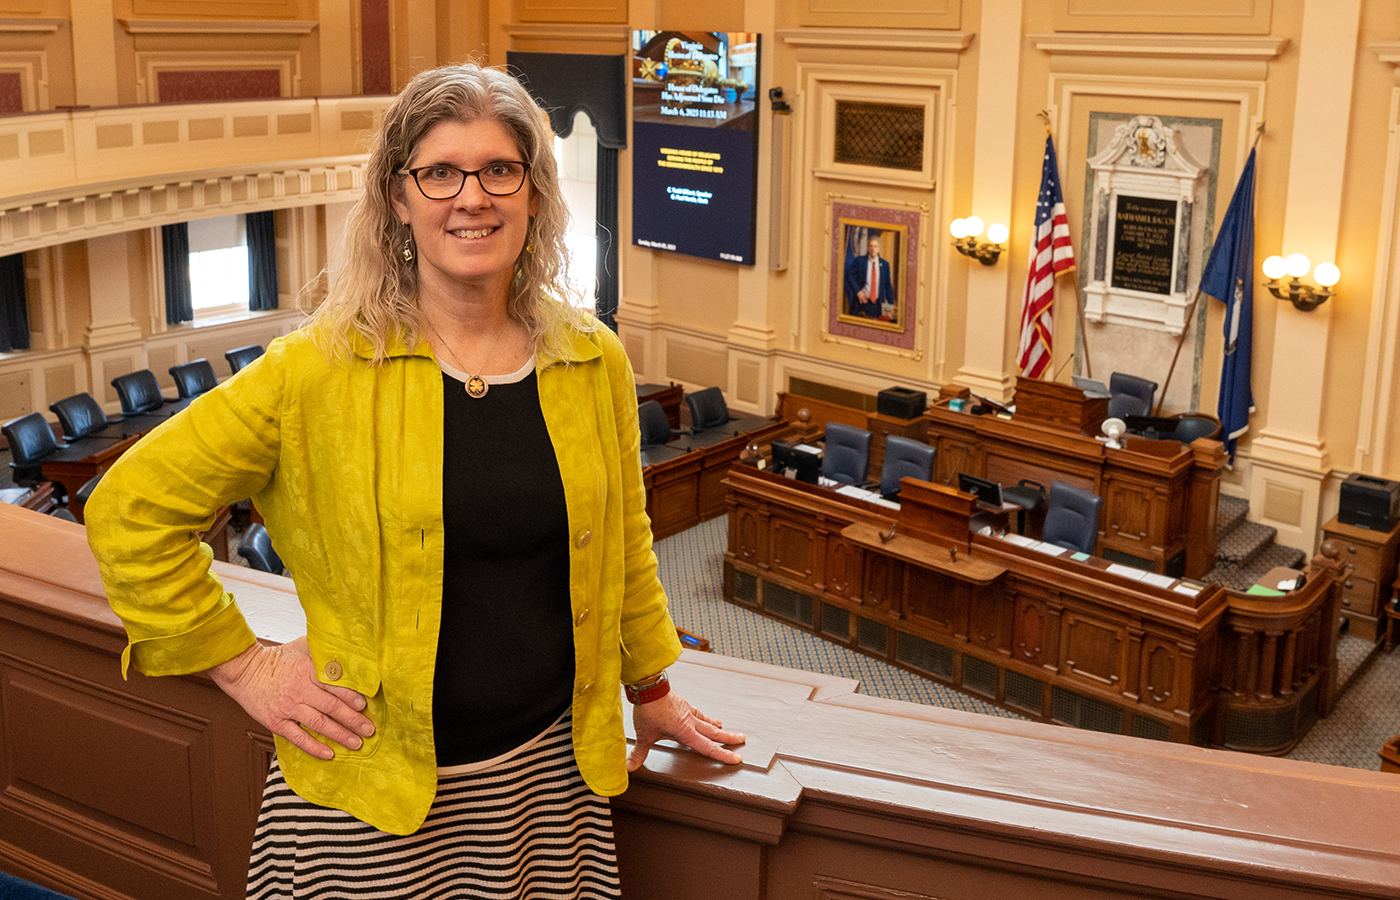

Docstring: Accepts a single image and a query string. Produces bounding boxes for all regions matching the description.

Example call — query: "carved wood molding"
[1030,33,1288,59]
[0,17,61,32]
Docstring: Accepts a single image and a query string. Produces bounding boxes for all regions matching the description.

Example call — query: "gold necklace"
[425,314,509,399]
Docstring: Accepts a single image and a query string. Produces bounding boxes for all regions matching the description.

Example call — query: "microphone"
[1053,352,1077,381]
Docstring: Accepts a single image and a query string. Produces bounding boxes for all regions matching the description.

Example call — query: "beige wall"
[3,0,1400,551]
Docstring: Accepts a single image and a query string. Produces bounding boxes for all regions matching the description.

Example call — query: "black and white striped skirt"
[246,713,621,899]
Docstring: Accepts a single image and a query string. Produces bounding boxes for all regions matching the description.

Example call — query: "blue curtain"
[162,223,193,325]
[246,210,278,311]
[0,252,29,352]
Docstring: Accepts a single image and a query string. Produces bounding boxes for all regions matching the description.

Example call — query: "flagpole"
[1153,123,1265,415]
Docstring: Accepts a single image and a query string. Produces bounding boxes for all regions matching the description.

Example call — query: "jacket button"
[576,530,592,548]
[575,608,589,626]
[324,660,343,681]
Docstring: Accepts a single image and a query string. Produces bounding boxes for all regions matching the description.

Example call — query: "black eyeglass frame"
[398,162,532,200]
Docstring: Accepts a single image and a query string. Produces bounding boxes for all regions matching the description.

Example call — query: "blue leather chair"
[1107,372,1158,419]
[225,344,265,375]
[169,359,218,399]
[821,423,872,486]
[110,370,171,416]
[1041,481,1104,555]
[50,392,118,440]
[684,387,771,446]
[878,435,935,498]
[238,523,285,575]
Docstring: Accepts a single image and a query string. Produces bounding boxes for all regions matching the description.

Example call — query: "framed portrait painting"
[826,200,920,352]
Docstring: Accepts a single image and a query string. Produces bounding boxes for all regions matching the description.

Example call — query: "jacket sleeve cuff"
[122,596,258,679]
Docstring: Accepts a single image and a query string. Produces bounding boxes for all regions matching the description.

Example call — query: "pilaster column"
[318,0,355,96]
[70,0,119,107]
[955,0,1023,402]
[1249,0,1361,551]
[83,234,141,350]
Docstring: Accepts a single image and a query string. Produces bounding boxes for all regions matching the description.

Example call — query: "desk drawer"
[1339,574,1379,617]
[1336,537,1384,581]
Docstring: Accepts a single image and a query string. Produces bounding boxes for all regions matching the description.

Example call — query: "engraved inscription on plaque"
[1111,195,1177,296]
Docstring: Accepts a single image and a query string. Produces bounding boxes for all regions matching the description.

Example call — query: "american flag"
[1017,136,1075,379]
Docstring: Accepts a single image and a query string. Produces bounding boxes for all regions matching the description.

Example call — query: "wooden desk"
[923,403,1226,578]
[2,503,1397,900]
[38,434,141,522]
[722,465,1341,753]
[1382,733,1400,773]
[641,421,791,541]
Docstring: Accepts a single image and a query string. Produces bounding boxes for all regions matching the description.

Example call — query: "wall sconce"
[950,217,1009,266]
[1261,253,1339,312]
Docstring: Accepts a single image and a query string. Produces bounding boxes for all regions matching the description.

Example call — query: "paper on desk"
[232,581,307,644]
[1030,542,1068,556]
[1001,533,1037,547]
[1173,584,1202,597]
[1140,572,1177,590]
[795,443,822,455]
[1106,563,1147,581]
[836,485,875,499]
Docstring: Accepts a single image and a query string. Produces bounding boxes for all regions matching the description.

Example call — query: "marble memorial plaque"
[1111,194,1177,295]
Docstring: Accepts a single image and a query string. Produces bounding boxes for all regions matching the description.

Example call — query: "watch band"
[624,670,671,704]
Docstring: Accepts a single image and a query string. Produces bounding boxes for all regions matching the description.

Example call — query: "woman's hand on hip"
[207,637,375,761]
[627,690,745,772]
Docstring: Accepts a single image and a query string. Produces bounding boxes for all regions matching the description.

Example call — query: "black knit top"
[432,357,574,766]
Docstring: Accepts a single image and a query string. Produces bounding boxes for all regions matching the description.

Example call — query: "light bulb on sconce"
[1262,253,1338,312]
[950,216,1007,266]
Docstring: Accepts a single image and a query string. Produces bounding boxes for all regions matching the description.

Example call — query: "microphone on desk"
[1053,352,1077,381]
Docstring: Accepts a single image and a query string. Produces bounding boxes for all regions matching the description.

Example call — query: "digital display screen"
[631,31,760,266]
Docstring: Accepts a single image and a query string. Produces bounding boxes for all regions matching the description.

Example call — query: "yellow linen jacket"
[85,310,682,836]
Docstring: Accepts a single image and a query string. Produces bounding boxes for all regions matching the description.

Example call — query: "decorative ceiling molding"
[778,28,972,53]
[119,19,318,35]
[1031,33,1287,60]
[0,18,62,33]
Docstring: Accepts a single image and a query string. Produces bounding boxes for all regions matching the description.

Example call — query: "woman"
[86,63,744,898]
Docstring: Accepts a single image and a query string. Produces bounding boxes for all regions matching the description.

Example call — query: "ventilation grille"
[962,655,997,698]
[766,582,814,626]
[834,101,925,171]
[1102,548,1153,572]
[1052,687,1124,735]
[895,632,954,679]
[856,617,888,655]
[821,603,851,641]
[733,570,758,604]
[1131,715,1171,742]
[1004,669,1044,713]
[1224,682,1316,751]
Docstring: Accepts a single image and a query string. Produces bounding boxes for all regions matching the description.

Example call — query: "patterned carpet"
[654,516,1400,772]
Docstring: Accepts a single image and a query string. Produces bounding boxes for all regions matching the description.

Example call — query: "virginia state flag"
[1199,148,1257,462]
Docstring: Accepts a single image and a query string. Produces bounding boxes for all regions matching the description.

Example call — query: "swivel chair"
[110,370,171,416]
[50,392,118,440]
[2,412,59,495]
[225,344,265,375]
[1001,479,1047,536]
[684,387,771,446]
[237,524,285,575]
[169,359,218,399]
[1166,414,1221,444]
[820,423,872,486]
[1107,372,1158,419]
[878,435,936,499]
[1041,481,1104,555]
[638,400,690,466]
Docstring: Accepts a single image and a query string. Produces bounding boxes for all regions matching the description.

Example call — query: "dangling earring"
[402,236,415,262]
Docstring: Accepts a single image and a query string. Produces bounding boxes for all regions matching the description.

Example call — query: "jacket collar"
[345,306,603,368]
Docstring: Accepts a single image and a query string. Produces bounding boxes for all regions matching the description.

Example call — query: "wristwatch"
[623,670,671,704]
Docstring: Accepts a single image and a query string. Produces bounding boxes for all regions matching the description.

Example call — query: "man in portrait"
[844,234,895,319]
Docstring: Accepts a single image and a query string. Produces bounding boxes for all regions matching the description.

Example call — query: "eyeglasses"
[399,161,530,200]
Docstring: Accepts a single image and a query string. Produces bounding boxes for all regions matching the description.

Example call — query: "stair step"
[1203,542,1308,592]
[1217,493,1249,535]
[1216,518,1278,568]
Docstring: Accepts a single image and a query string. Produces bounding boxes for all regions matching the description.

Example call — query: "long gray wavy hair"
[306,63,591,361]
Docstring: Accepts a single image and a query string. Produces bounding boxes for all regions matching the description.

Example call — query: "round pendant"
[465,375,489,398]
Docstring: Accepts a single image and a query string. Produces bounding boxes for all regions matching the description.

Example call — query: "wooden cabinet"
[1321,516,1400,641]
